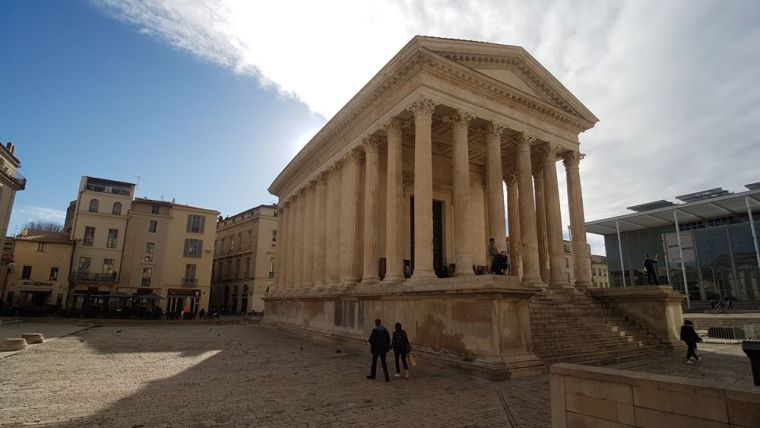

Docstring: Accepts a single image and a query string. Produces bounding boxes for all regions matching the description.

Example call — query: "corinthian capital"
[407,96,438,118]
[446,110,476,129]
[384,117,405,132]
[562,150,584,168]
[514,134,535,151]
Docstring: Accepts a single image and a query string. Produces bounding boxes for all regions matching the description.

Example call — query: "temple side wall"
[265,276,545,379]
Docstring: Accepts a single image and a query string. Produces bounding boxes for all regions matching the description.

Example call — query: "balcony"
[72,271,119,283]
[181,277,197,287]
[1,167,26,190]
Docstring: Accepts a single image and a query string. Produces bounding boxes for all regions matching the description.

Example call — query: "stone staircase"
[529,288,669,367]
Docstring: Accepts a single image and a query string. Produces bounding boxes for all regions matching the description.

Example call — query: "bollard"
[742,340,760,386]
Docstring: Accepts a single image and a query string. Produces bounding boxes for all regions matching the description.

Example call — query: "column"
[293,190,305,289]
[313,172,328,288]
[340,150,361,286]
[286,196,298,289]
[384,118,404,281]
[408,96,438,280]
[542,144,568,287]
[564,150,592,287]
[302,182,315,288]
[506,174,522,278]
[485,122,507,253]
[362,137,380,283]
[515,134,541,284]
[272,204,288,292]
[325,163,341,286]
[450,110,475,275]
[533,165,550,282]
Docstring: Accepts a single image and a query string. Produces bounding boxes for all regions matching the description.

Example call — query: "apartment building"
[591,255,609,288]
[210,204,277,313]
[3,230,73,311]
[0,142,26,239]
[64,177,135,308]
[119,198,218,314]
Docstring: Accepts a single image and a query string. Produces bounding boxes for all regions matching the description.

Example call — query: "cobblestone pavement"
[0,323,751,427]
[0,321,89,359]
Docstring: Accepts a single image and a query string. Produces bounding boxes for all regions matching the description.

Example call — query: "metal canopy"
[586,187,760,235]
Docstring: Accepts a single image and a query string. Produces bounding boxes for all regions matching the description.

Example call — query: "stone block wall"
[551,363,760,427]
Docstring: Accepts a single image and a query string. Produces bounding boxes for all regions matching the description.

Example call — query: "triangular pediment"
[415,37,598,125]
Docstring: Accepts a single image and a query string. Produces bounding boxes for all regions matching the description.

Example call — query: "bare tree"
[23,221,63,233]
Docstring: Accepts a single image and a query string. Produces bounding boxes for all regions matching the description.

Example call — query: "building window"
[216,261,223,281]
[151,204,160,214]
[238,233,243,250]
[36,242,47,252]
[245,257,251,277]
[220,238,226,254]
[83,226,95,246]
[21,265,32,279]
[112,202,122,215]
[230,236,235,251]
[248,230,253,247]
[88,199,99,213]
[49,267,59,281]
[183,239,203,258]
[102,258,114,275]
[148,220,158,233]
[185,264,197,282]
[186,215,205,234]
[144,242,155,262]
[235,258,241,279]
[226,259,232,280]
[107,229,119,248]
[272,230,276,247]
[142,268,152,287]
[269,258,274,279]
[78,257,91,273]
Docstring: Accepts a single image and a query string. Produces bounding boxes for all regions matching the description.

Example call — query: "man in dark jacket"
[367,319,391,382]
[643,254,659,285]
[680,319,703,363]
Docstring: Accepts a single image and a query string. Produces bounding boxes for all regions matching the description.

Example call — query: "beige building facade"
[3,230,72,311]
[210,204,277,313]
[591,255,609,288]
[265,37,603,378]
[0,143,25,240]
[119,198,219,315]
[65,177,135,308]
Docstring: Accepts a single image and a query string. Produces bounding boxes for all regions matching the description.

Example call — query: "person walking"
[391,322,411,379]
[643,254,659,285]
[367,319,391,382]
[680,319,703,363]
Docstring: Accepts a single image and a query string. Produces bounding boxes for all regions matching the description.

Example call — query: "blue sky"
[3,0,760,256]
[0,0,324,234]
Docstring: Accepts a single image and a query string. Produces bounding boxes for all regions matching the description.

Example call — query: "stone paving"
[0,322,752,427]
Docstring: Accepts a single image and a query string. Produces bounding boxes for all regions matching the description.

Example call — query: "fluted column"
[533,164,550,282]
[286,196,298,289]
[564,150,592,287]
[313,172,328,289]
[450,110,475,275]
[302,182,316,288]
[384,119,404,281]
[542,144,568,287]
[274,205,287,291]
[485,122,507,253]
[340,150,362,286]
[506,174,522,278]
[515,134,541,284]
[293,189,306,289]
[362,137,381,283]
[325,163,341,286]
[408,96,438,280]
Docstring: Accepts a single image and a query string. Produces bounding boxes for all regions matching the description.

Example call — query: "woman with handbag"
[391,322,412,379]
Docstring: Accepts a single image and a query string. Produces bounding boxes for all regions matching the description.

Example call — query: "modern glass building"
[586,184,760,307]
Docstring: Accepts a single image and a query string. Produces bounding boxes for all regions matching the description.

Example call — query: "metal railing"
[71,271,119,283]
[695,323,760,344]
[181,277,197,286]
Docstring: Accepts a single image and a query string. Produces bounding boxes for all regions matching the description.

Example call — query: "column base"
[383,274,405,282]
[360,277,380,285]
[411,270,436,281]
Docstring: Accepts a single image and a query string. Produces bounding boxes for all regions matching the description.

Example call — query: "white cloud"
[93,0,760,256]
[11,206,67,233]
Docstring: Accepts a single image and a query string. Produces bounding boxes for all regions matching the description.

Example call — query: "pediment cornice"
[270,36,597,198]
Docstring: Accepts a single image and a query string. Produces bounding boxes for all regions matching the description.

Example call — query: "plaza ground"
[0,322,753,427]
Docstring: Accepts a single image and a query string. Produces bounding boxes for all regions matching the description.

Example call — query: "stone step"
[533,336,660,352]
[539,346,665,366]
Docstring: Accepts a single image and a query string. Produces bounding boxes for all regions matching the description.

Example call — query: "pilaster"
[384,118,405,281]
[362,137,381,283]
[340,149,362,286]
[313,172,328,289]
